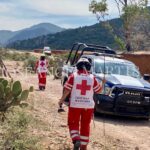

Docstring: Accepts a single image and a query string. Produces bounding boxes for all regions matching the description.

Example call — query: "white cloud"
[107,0,120,17]
[23,0,92,16]
[0,3,14,13]
[0,0,120,30]
[0,16,44,31]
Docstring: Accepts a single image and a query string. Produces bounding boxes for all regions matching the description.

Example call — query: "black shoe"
[73,140,80,150]
[39,86,43,90]
[39,86,45,91]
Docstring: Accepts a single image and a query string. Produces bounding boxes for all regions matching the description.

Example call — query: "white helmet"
[76,58,91,71]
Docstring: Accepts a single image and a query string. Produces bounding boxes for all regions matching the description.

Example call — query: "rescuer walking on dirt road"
[35,54,48,91]
[59,58,104,150]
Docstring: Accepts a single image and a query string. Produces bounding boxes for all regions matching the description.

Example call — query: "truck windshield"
[44,47,51,51]
[94,60,141,78]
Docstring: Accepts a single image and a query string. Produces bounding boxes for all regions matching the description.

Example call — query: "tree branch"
[114,0,121,15]
[118,0,126,6]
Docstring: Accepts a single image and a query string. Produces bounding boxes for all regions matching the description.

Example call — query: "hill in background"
[0,23,65,46]
[7,18,123,50]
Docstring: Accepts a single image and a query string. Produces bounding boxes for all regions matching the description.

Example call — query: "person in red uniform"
[35,54,48,90]
[59,58,105,150]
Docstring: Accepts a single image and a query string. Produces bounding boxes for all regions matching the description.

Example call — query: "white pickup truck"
[43,46,51,55]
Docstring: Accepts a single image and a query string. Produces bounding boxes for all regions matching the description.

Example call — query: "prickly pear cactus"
[2,79,8,88]
[0,78,4,82]
[0,78,33,113]
[29,86,34,92]
[0,83,4,99]
[20,90,29,101]
[12,81,22,97]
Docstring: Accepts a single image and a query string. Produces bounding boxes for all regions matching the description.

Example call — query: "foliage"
[89,0,150,51]
[7,22,118,50]
[0,69,2,76]
[0,49,31,61]
[0,109,42,150]
[0,78,33,115]
[0,48,38,73]
[89,0,108,20]
[114,35,125,51]
[23,55,37,71]
[122,4,150,50]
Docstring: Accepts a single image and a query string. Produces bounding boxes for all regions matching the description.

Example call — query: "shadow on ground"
[94,113,150,127]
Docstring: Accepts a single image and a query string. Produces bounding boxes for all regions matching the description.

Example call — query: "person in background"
[59,58,105,150]
[35,54,48,90]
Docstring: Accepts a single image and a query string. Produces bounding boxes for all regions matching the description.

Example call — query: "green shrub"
[0,78,33,114]
[23,56,37,71]
[0,49,31,61]
[1,110,42,150]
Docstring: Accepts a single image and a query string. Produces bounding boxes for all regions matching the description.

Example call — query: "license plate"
[126,100,141,105]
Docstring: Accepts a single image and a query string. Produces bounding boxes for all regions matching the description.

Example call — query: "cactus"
[0,83,4,99]
[2,79,8,89]
[0,78,4,83]
[5,87,11,95]
[0,79,33,113]
[20,90,29,101]
[29,86,34,92]
[12,81,22,97]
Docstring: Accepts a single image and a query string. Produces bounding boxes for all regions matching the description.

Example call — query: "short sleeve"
[64,74,74,91]
[93,77,102,93]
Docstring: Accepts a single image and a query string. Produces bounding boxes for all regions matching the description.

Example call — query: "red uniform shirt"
[64,70,102,93]
[35,60,48,73]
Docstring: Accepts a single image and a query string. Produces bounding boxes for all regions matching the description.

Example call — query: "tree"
[89,0,149,51]
[127,5,150,50]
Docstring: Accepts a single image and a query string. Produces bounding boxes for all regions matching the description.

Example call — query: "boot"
[39,86,43,90]
[73,140,80,150]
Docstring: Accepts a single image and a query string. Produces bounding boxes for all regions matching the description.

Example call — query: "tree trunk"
[124,0,127,6]
[124,0,132,51]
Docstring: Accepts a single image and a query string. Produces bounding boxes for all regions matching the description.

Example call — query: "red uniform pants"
[38,72,47,87]
[68,107,94,148]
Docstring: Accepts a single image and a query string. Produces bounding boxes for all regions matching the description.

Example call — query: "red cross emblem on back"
[40,61,45,67]
[76,80,91,95]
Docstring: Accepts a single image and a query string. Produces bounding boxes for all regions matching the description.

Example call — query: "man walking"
[35,54,48,90]
[59,58,104,150]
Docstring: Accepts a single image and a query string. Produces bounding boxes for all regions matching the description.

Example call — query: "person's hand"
[102,78,106,84]
[58,98,64,106]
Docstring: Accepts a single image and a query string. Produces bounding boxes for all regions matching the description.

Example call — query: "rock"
[60,124,67,128]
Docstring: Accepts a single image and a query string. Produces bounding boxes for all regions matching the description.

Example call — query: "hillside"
[7,18,123,50]
[0,30,18,46]
[0,23,65,46]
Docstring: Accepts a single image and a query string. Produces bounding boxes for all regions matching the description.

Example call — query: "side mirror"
[143,74,150,81]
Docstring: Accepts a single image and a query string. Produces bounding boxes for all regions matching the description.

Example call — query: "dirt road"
[4,60,150,150]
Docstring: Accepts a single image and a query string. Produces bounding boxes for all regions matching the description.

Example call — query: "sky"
[0,0,124,31]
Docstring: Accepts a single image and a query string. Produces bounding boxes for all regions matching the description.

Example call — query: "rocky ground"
[3,60,150,150]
